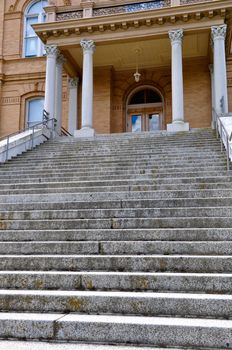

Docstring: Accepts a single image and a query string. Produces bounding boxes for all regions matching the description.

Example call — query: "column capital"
[45,45,59,58]
[56,53,66,65]
[168,29,183,44]
[68,77,79,88]
[80,39,96,53]
[211,24,227,41]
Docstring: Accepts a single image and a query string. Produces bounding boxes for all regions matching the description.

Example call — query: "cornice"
[33,0,230,44]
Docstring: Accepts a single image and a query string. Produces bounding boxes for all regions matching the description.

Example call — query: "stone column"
[55,53,65,134]
[211,25,228,114]
[75,39,96,138]
[209,64,216,129]
[167,29,189,132]
[68,77,79,135]
[44,45,59,122]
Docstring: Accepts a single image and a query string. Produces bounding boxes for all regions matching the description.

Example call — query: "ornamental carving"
[181,0,211,4]
[93,0,170,17]
[169,29,184,44]
[80,39,96,52]
[57,11,82,21]
[68,78,79,88]
[45,45,60,57]
[211,25,227,41]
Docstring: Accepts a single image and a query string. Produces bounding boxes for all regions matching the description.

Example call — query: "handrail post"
[220,121,223,152]
[31,126,35,150]
[226,136,230,171]
[5,136,9,162]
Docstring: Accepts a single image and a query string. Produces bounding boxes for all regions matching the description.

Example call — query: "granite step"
[0,271,232,293]
[0,313,230,348]
[0,255,231,273]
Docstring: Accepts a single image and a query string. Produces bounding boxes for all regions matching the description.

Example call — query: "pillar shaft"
[55,54,65,134]
[68,77,79,135]
[44,45,59,121]
[167,29,189,132]
[211,25,228,114]
[75,39,95,138]
[209,64,215,129]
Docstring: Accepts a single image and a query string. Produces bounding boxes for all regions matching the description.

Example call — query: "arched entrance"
[126,86,164,132]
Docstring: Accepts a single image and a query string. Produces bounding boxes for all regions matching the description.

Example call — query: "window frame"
[23,0,48,58]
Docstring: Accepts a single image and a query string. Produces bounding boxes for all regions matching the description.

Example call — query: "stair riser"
[1,189,232,204]
[0,256,231,273]
[1,272,232,293]
[0,293,231,318]
[1,198,232,211]
[0,241,232,255]
[0,217,231,230]
[0,228,231,242]
[1,207,232,220]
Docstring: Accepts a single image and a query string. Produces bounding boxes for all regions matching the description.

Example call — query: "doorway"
[126,87,164,132]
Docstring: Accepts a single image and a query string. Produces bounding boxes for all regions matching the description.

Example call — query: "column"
[209,64,216,129]
[44,45,59,122]
[74,39,95,138]
[167,29,189,132]
[68,77,79,135]
[211,25,228,114]
[55,53,65,134]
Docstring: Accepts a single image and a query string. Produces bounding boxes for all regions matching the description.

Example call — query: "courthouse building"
[0,0,232,137]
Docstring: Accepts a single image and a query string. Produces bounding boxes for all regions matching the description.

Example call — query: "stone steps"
[0,290,231,318]
[0,271,232,293]
[0,313,231,349]
[0,129,232,348]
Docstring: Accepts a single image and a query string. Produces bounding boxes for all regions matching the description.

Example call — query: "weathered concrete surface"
[0,341,180,350]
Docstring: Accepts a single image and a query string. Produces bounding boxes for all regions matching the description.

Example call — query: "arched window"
[26,97,44,127]
[24,0,48,57]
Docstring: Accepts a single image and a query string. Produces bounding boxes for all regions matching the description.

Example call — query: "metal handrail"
[213,107,232,171]
[0,109,57,162]
[61,127,72,136]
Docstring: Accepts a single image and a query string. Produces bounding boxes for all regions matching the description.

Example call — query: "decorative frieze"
[57,11,82,21]
[93,1,170,17]
[181,0,211,4]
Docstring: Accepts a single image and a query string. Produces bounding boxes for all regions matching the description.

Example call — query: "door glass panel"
[131,115,142,132]
[149,114,160,131]
[27,98,44,127]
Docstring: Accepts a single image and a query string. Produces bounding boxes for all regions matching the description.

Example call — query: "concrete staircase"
[0,128,232,349]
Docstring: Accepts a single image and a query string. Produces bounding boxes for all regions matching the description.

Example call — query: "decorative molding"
[169,29,183,44]
[80,39,96,52]
[45,45,59,57]
[68,77,79,88]
[211,24,227,41]
[1,96,20,105]
[57,11,82,21]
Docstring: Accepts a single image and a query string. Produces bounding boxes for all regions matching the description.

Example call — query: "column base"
[167,121,189,132]
[74,127,95,138]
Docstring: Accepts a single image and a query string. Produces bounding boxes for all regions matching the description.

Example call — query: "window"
[27,97,44,127]
[129,89,162,105]
[24,0,48,57]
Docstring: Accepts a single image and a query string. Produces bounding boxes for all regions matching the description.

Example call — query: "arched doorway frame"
[125,84,165,132]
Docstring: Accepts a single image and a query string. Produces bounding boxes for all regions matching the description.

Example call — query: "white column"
[209,64,216,129]
[55,53,65,134]
[211,25,228,114]
[167,29,189,132]
[44,45,59,121]
[74,39,96,138]
[68,77,79,135]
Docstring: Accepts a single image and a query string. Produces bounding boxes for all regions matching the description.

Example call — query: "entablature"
[34,0,230,46]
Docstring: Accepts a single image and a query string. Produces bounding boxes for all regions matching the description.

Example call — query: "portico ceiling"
[66,32,210,70]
